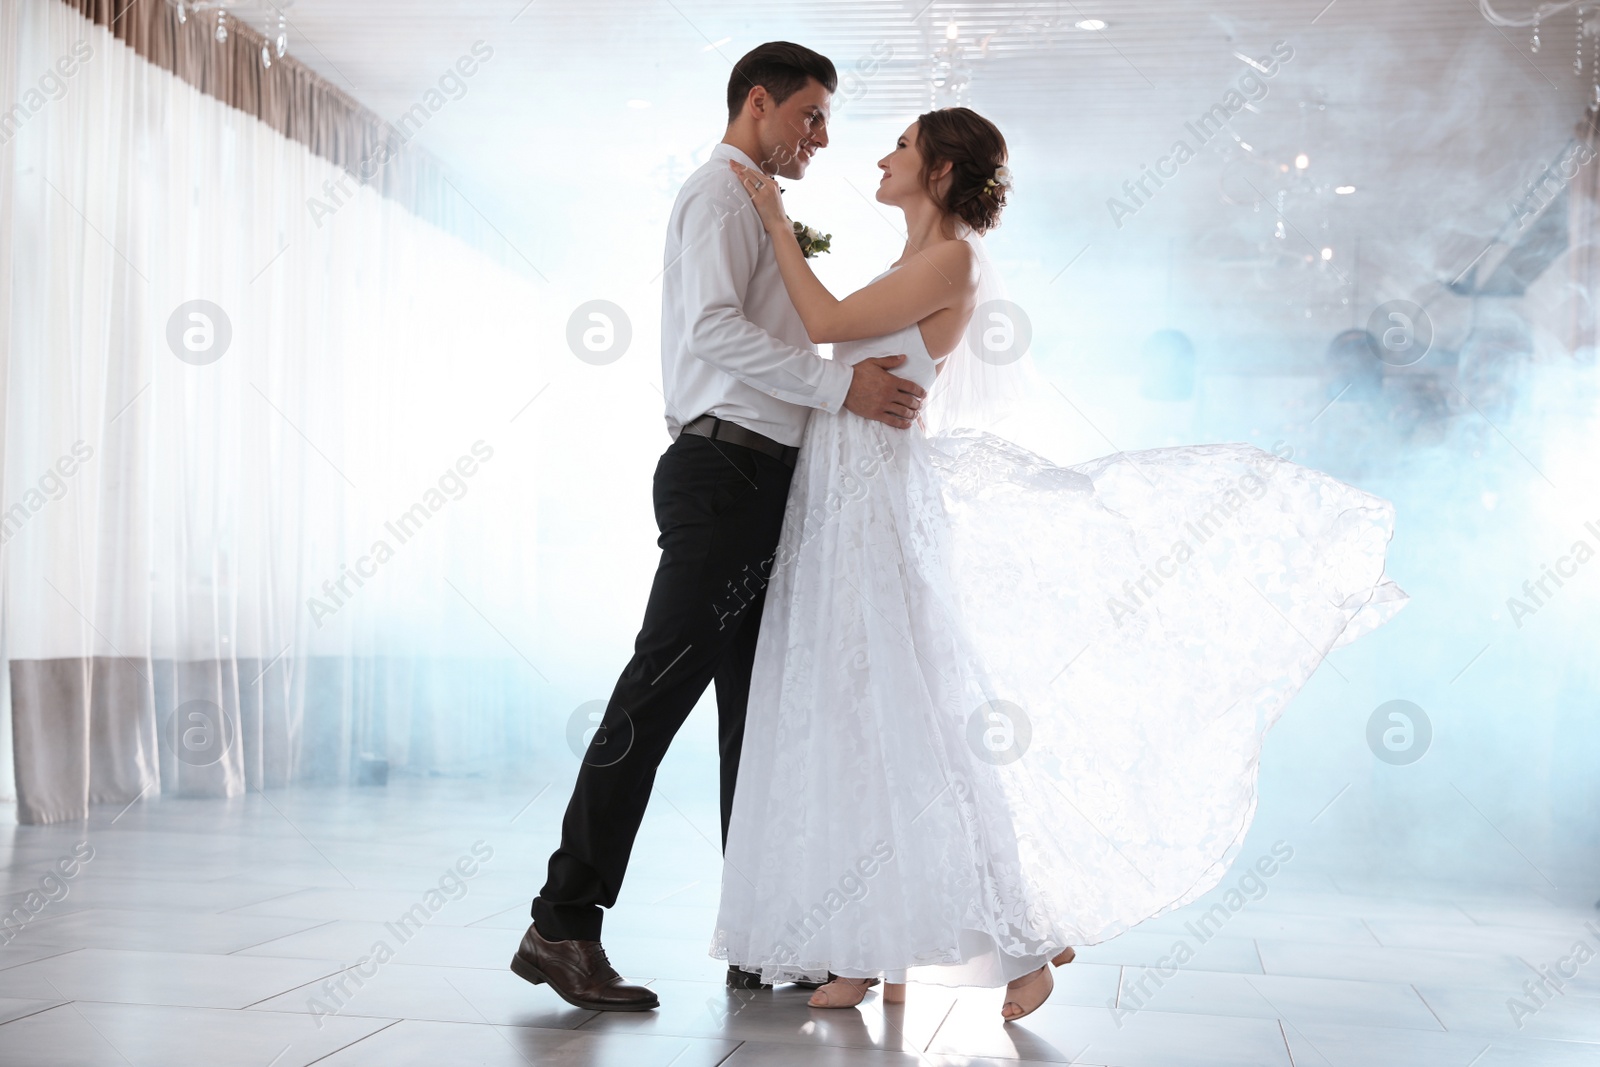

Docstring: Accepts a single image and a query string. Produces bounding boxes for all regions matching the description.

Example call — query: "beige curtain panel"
[61,0,451,218]
[1,0,551,823]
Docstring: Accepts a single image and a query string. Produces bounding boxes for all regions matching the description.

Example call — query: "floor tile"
[1136,907,1374,948]
[0,1001,390,1066]
[1021,962,1122,1009]
[926,993,1292,1065]
[11,908,330,955]
[1110,967,1441,1031]
[0,948,339,1009]
[14,875,307,916]
[230,887,519,923]
[252,960,599,1029]
[923,1056,1111,1067]
[601,933,731,984]
[1413,982,1600,1044]
[574,976,958,1052]
[0,996,62,1025]
[720,1042,934,1065]
[1072,930,1264,975]
[2,780,1594,1066]
[1283,1019,1600,1067]
[314,1018,739,1065]
[1363,917,1594,957]
[1254,937,1531,988]
[237,918,515,968]
[0,942,82,972]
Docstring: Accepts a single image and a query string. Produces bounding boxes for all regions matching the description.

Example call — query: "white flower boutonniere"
[792,219,831,259]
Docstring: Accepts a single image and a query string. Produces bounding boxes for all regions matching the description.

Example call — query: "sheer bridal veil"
[921,230,1043,440]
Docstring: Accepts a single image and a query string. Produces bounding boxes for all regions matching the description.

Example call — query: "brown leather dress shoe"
[510,922,659,1012]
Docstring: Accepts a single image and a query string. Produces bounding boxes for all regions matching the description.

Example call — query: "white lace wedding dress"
[711,265,1407,987]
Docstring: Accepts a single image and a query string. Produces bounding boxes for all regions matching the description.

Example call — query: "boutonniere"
[792,219,831,259]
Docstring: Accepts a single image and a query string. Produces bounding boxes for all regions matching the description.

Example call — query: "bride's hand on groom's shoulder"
[728,160,788,234]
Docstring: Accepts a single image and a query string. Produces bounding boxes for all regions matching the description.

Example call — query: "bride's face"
[877,121,948,210]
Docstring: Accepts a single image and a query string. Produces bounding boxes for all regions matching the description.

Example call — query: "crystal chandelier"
[166,1,294,70]
[929,22,973,108]
[1478,0,1600,107]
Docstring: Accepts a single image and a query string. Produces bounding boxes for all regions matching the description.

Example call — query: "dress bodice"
[829,266,943,394]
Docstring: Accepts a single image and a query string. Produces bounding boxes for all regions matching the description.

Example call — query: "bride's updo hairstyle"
[915,107,1009,234]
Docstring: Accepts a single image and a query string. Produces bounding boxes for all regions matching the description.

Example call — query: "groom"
[511,42,925,1011]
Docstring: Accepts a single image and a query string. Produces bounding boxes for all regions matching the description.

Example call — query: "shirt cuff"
[815,357,852,414]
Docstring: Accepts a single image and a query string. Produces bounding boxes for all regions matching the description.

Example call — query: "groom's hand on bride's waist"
[845,354,924,430]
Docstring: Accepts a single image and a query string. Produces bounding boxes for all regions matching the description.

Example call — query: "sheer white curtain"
[0,1,557,822]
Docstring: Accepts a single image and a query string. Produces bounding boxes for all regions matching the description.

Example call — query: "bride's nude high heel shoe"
[808,977,875,1008]
[1000,947,1077,1022]
[807,975,902,1008]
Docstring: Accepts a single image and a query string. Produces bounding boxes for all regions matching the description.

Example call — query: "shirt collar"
[711,142,763,173]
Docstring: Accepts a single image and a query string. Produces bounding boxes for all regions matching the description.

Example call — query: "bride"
[714,107,1406,1021]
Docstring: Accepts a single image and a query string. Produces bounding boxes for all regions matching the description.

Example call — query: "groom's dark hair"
[726,42,837,123]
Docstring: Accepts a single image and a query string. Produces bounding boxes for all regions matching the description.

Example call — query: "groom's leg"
[712,577,770,848]
[534,433,793,942]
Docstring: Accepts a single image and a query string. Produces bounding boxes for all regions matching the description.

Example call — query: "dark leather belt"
[682,413,799,468]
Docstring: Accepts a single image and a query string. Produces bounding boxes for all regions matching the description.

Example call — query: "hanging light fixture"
[923,13,973,107]
[1575,5,1584,75]
[164,1,296,68]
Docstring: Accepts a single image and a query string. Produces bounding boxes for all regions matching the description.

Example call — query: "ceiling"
[273,1,1588,117]
[255,0,1594,363]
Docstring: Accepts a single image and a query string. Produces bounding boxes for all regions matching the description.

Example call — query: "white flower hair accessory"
[983,165,1012,195]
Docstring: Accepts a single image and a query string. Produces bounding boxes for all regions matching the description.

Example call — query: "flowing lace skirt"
[711,413,1406,987]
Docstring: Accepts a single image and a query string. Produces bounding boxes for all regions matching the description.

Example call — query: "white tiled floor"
[1,779,1597,1066]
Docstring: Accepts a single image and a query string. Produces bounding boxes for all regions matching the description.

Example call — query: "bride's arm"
[730,160,976,344]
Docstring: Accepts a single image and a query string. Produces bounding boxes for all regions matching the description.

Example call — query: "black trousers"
[533,430,795,942]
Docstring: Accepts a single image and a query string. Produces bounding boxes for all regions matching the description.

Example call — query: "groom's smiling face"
[757,77,831,180]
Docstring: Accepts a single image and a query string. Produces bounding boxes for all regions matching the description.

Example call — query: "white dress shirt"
[659,143,852,448]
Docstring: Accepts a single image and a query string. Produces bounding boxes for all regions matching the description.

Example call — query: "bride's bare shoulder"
[908,239,978,293]
[932,239,979,289]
